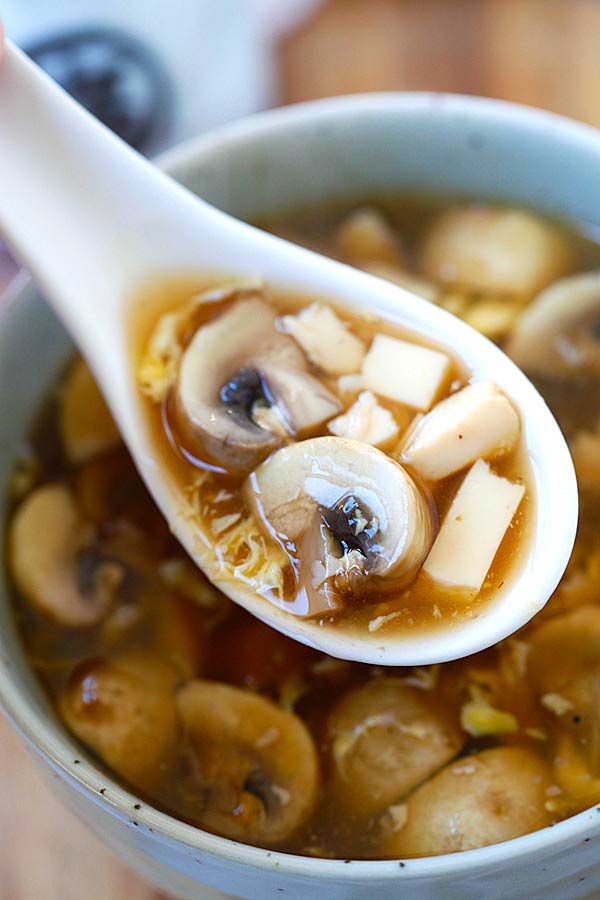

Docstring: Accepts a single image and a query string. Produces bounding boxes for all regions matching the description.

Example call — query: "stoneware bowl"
[1,94,600,900]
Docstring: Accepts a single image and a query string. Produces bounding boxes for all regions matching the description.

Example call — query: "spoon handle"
[0,42,219,345]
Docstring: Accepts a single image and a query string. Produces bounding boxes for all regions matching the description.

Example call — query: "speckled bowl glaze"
[1,94,600,900]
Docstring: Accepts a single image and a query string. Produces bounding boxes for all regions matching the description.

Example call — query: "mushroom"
[335,207,406,268]
[381,747,553,857]
[244,437,434,615]
[176,680,319,843]
[175,297,340,473]
[9,483,125,627]
[527,605,600,695]
[59,652,178,791]
[506,271,600,378]
[553,667,600,772]
[327,678,464,817]
[418,206,576,297]
[59,358,121,464]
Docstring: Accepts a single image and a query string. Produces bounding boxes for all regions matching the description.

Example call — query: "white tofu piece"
[418,206,575,297]
[328,390,400,448]
[337,373,363,402]
[423,459,525,594]
[401,381,520,481]
[280,304,365,375]
[361,334,451,411]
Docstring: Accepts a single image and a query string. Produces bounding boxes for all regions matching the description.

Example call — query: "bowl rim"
[3,90,600,882]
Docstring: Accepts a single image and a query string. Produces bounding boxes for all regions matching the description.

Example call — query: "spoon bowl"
[0,42,577,665]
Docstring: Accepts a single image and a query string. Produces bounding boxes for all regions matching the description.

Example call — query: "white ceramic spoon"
[0,41,577,665]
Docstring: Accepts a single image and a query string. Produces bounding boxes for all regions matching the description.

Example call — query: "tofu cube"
[328,390,400,449]
[361,334,451,411]
[280,304,365,375]
[418,207,575,297]
[423,459,525,594]
[401,381,520,481]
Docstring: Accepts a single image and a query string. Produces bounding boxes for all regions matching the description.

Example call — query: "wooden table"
[3,1,600,896]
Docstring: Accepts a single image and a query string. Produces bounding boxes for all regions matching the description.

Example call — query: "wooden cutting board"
[3,1,600,896]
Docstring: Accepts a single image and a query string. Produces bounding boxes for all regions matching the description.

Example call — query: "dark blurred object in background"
[1,0,310,155]
[25,27,170,152]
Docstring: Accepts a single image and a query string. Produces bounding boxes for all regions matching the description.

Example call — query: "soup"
[7,198,600,859]
[133,277,532,637]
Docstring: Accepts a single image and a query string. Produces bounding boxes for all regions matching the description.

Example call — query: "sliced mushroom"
[506,271,600,377]
[327,678,464,816]
[59,358,120,464]
[175,297,340,473]
[138,278,264,403]
[176,680,319,843]
[59,652,178,791]
[418,206,576,297]
[381,747,553,857]
[9,484,124,627]
[244,437,434,614]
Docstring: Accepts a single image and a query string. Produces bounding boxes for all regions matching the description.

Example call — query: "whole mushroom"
[327,678,464,816]
[506,271,600,377]
[177,680,319,843]
[381,746,553,857]
[9,483,125,627]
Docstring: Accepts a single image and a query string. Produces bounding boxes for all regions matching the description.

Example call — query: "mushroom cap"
[527,605,600,694]
[59,653,179,791]
[418,206,576,297]
[244,436,434,610]
[176,680,319,843]
[506,271,600,377]
[328,678,464,817]
[9,483,119,627]
[175,297,340,473]
[382,746,553,857]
